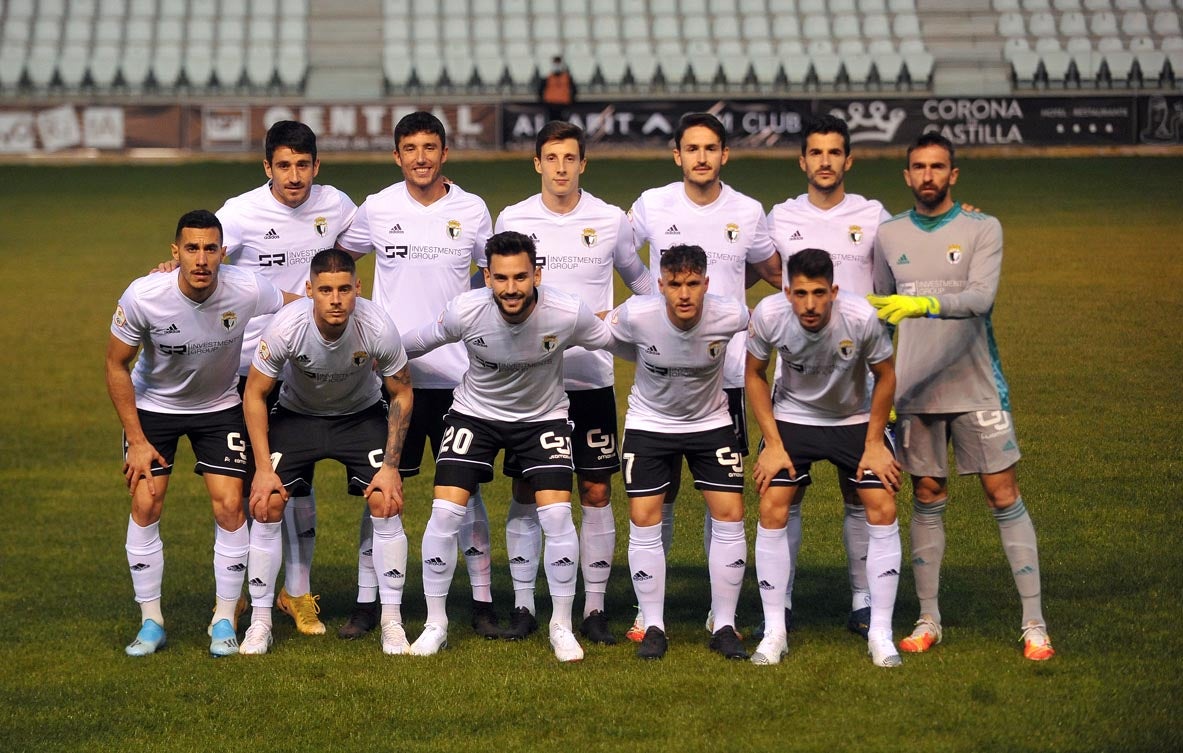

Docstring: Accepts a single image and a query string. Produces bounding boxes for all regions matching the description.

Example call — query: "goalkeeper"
[868,132,1054,661]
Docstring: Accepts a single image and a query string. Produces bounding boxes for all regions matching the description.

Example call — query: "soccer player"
[336,111,499,640]
[626,112,779,640]
[606,245,751,661]
[215,120,358,637]
[746,249,902,668]
[239,250,413,656]
[764,114,892,639]
[401,231,614,662]
[107,210,287,657]
[493,120,652,645]
[870,132,1055,661]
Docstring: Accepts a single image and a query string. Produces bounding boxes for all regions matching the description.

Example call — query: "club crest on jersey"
[258,340,271,362]
[725,223,740,243]
[849,225,863,244]
[838,339,855,359]
[113,305,126,327]
[221,311,238,331]
[446,220,462,240]
[946,245,962,264]
[582,228,597,247]
[314,216,327,237]
[708,340,726,359]
[542,335,558,353]
[353,351,369,366]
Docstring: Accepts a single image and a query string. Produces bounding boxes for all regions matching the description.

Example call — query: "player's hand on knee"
[753,445,794,496]
[365,468,404,517]
[249,472,287,520]
[123,441,166,495]
[857,444,901,492]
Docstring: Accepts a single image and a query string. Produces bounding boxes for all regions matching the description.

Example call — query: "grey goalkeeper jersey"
[872,206,1012,414]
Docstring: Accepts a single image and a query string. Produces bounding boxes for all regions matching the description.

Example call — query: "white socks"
[421,499,465,626]
[281,492,316,596]
[707,518,746,631]
[372,514,408,611]
[537,502,579,630]
[755,523,790,635]
[629,521,666,631]
[866,520,901,637]
[844,502,871,611]
[212,521,248,624]
[126,516,164,624]
[461,489,493,603]
[356,510,378,603]
[660,501,675,554]
[506,497,541,613]
[579,503,615,616]
[247,520,282,627]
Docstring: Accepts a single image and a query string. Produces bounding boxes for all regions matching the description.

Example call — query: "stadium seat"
[769,16,800,40]
[844,52,875,87]
[1113,0,1143,9]
[383,44,414,89]
[1053,0,1082,8]
[1010,49,1041,86]
[1129,36,1156,52]
[627,52,659,89]
[121,42,153,89]
[782,51,812,87]
[1163,35,1183,50]
[32,18,63,45]
[1154,12,1182,36]
[214,42,245,88]
[6,0,35,19]
[903,49,934,86]
[90,42,122,87]
[1021,0,1050,9]
[58,47,90,88]
[442,54,476,90]
[1091,11,1119,36]
[802,14,830,40]
[126,17,152,44]
[998,12,1026,37]
[1097,35,1124,52]
[25,42,58,88]
[1137,50,1168,84]
[182,45,213,88]
[1145,0,1174,10]
[893,13,922,38]
[1029,12,1056,37]
[473,54,507,91]
[1041,49,1074,85]
[217,18,246,45]
[279,18,307,44]
[799,0,826,14]
[719,54,753,88]
[683,15,712,42]
[591,15,622,42]
[713,16,741,42]
[129,0,156,16]
[1101,49,1136,85]
[833,14,861,40]
[1060,12,1088,36]
[811,51,842,88]
[1082,0,1111,9]
[246,44,277,89]
[859,0,888,12]
[888,0,916,10]
[873,50,904,86]
[151,43,183,88]
[0,46,27,89]
[750,55,784,88]
[189,0,216,18]
[253,0,280,17]
[596,50,628,88]
[504,55,537,88]
[158,0,186,17]
[1003,36,1032,59]
[686,53,721,90]
[562,17,592,42]
[831,0,857,13]
[1121,12,1151,36]
[993,0,1021,9]
[864,14,892,39]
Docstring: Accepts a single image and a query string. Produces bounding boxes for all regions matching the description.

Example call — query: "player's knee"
[860,491,897,525]
[912,476,947,503]
[578,475,611,507]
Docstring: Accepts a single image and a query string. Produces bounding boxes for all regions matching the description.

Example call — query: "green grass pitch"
[0,153,1180,753]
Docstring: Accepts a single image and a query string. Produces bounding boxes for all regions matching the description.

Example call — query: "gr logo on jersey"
[581,228,597,247]
[725,223,740,243]
[446,219,462,240]
[946,245,962,264]
[352,351,369,366]
[849,225,863,244]
[314,216,327,237]
[838,339,855,359]
[542,335,558,353]
[708,340,726,359]
[221,311,238,331]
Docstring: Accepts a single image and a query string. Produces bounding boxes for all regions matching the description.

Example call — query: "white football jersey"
[495,190,651,390]
[217,183,358,375]
[111,266,285,414]
[629,182,775,388]
[404,286,613,423]
[253,297,408,416]
[747,290,893,426]
[337,182,492,389]
[607,293,749,433]
[767,192,890,296]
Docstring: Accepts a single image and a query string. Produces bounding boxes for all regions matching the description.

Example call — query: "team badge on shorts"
[849,225,863,244]
[582,228,597,247]
[708,340,726,359]
[446,219,462,240]
[222,311,238,330]
[113,305,126,327]
[725,223,740,243]
[838,338,855,359]
[353,350,369,366]
[947,245,962,264]
[542,335,558,353]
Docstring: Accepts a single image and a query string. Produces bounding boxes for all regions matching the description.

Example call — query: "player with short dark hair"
[492,120,652,645]
[238,249,414,656]
[402,231,614,662]
[870,133,1054,661]
[606,244,752,660]
[336,111,500,641]
[746,248,902,667]
[625,112,780,641]
[107,209,287,657]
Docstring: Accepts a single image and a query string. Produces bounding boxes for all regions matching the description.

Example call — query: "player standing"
[870,133,1054,660]
[606,245,751,660]
[493,121,652,644]
[402,231,614,662]
[215,120,359,637]
[107,210,286,657]
[626,112,779,639]
[764,114,892,639]
[746,249,902,667]
[336,112,499,639]
[238,250,413,656]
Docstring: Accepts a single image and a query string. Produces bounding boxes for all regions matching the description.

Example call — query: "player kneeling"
[746,249,903,667]
[240,249,414,656]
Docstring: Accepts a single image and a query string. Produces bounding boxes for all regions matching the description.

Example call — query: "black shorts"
[130,405,248,478]
[725,387,750,456]
[760,421,895,490]
[620,426,744,498]
[434,411,574,494]
[268,402,389,496]
[394,387,455,477]
[505,386,619,476]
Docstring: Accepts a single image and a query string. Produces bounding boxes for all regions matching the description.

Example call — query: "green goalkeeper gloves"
[866,294,941,325]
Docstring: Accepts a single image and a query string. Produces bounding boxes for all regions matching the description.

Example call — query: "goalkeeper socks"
[910,497,947,623]
[784,502,802,608]
[844,502,871,610]
[993,497,1046,626]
